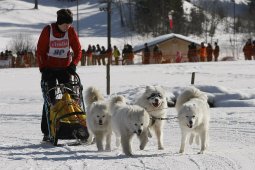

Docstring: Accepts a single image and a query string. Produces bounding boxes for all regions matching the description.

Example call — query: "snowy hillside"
[0,0,251,59]
[0,0,141,52]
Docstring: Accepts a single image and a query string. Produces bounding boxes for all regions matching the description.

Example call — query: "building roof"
[133,33,201,53]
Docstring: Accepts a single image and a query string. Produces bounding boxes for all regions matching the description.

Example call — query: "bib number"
[53,49,65,56]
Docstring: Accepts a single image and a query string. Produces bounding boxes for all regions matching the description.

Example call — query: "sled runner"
[41,72,89,146]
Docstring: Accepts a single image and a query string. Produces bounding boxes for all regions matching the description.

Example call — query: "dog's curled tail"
[110,95,126,106]
[110,95,126,112]
[175,86,207,112]
[84,86,104,106]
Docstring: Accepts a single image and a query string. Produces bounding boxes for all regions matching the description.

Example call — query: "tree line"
[114,0,255,39]
[32,0,255,39]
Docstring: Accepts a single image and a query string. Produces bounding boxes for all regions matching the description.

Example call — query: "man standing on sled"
[36,8,82,141]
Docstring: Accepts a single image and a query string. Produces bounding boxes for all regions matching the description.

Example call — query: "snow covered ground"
[0,61,255,170]
[0,0,255,169]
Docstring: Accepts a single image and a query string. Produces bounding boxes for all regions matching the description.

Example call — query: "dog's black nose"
[189,121,193,125]
[137,129,142,135]
[99,120,103,124]
[155,98,159,102]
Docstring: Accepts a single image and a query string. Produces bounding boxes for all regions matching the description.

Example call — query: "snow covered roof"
[133,33,201,53]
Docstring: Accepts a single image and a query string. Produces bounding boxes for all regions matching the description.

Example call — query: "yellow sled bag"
[50,92,87,138]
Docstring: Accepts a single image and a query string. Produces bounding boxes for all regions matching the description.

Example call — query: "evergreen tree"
[248,0,255,13]
[167,0,186,34]
[133,0,187,36]
[245,0,255,33]
[188,8,205,36]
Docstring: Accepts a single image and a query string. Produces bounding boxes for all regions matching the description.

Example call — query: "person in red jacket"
[37,8,82,141]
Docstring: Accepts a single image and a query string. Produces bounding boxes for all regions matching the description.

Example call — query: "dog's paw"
[125,153,133,157]
[158,145,164,150]
[198,150,205,154]
[105,146,111,152]
[179,149,184,154]
[124,151,133,157]
[139,138,148,150]
[97,148,104,152]
[140,143,147,150]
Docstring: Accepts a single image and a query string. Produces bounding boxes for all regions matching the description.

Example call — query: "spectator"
[243,39,253,60]
[153,44,163,64]
[81,49,86,66]
[143,43,150,64]
[113,45,120,65]
[126,44,134,65]
[106,44,113,65]
[206,43,213,62]
[213,42,220,61]
[96,44,101,65]
[175,51,182,63]
[188,42,198,62]
[92,45,97,65]
[199,42,207,62]
[86,45,93,65]
[122,45,128,65]
[187,44,192,62]
[100,46,106,65]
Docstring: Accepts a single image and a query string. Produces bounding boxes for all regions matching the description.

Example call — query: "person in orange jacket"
[36,9,82,141]
[199,42,207,62]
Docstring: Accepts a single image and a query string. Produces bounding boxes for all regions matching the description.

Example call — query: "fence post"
[191,72,195,85]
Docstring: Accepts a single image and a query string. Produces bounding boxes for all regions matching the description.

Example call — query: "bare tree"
[9,33,35,53]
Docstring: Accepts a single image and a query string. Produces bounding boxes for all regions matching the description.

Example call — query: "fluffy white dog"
[175,86,210,154]
[84,86,112,151]
[135,86,168,150]
[110,95,150,156]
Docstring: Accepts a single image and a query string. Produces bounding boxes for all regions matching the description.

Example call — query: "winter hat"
[56,9,73,25]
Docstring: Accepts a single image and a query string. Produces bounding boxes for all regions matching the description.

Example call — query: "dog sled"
[41,72,89,146]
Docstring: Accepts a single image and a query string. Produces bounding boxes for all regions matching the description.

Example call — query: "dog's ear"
[92,102,97,107]
[93,96,98,101]
[145,86,154,92]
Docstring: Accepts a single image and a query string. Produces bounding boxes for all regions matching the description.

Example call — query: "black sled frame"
[41,72,88,146]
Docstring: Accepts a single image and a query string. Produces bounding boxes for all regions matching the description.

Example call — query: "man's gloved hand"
[67,62,76,75]
[40,68,47,73]
[40,68,48,80]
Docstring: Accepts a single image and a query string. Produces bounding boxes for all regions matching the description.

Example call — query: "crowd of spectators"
[3,38,255,68]
[0,50,36,68]
[79,44,134,66]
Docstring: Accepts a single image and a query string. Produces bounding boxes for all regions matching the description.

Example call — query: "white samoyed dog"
[110,95,150,156]
[84,86,112,151]
[135,86,168,150]
[175,86,210,154]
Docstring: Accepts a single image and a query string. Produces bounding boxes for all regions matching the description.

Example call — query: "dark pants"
[41,69,71,136]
